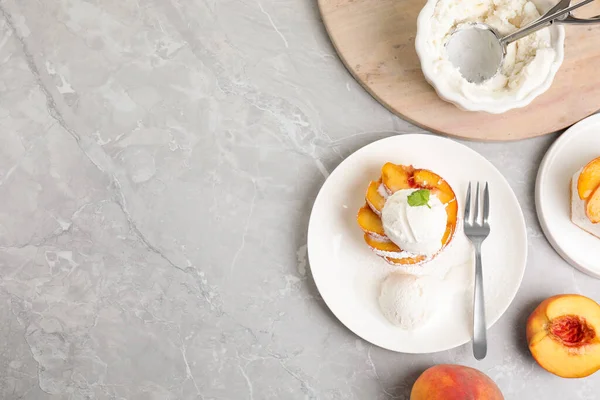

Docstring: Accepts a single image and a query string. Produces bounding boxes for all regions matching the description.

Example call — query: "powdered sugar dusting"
[367,232,389,242]
[374,248,424,260]
[378,183,390,199]
[367,199,381,216]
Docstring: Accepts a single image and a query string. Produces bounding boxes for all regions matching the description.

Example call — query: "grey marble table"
[0,0,598,399]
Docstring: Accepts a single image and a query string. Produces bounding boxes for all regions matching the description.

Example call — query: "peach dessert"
[410,364,504,400]
[527,294,600,378]
[357,163,458,265]
[571,157,600,237]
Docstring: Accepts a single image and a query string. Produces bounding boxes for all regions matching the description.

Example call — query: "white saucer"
[536,114,600,279]
[308,134,528,353]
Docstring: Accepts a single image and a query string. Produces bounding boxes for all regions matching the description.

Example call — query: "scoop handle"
[501,0,596,44]
[549,0,600,24]
[561,14,600,24]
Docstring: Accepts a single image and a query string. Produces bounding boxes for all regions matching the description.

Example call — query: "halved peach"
[357,204,385,236]
[577,157,600,200]
[381,163,414,194]
[366,179,386,215]
[527,294,600,378]
[586,184,600,223]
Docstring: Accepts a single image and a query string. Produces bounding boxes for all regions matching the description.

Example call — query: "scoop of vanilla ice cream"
[381,189,447,256]
[378,273,438,329]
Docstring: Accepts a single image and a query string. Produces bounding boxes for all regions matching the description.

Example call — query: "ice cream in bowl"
[415,0,565,113]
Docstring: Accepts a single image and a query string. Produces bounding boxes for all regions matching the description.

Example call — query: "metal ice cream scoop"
[446,0,600,83]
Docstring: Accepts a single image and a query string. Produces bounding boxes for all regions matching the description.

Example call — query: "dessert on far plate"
[357,163,458,265]
[571,157,600,237]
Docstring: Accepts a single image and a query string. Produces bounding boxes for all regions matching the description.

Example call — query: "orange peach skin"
[410,365,504,400]
[526,294,600,378]
[586,184,600,223]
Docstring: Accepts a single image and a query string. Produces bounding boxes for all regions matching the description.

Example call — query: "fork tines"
[464,181,490,229]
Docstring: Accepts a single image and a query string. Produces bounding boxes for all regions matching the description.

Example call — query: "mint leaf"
[407,189,431,208]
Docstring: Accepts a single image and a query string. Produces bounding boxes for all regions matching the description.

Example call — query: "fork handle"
[473,243,487,360]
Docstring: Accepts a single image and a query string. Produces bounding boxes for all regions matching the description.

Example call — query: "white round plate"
[536,114,600,279]
[308,134,528,353]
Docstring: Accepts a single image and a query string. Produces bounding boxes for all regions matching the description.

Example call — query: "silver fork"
[464,182,490,360]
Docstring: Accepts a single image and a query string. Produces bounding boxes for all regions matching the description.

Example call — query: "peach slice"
[364,233,399,251]
[362,234,424,264]
[413,168,458,247]
[381,163,414,193]
[385,254,428,265]
[577,157,600,200]
[586,184,600,223]
[363,233,410,258]
[412,169,456,205]
[357,205,385,237]
[364,234,428,264]
[527,294,600,378]
[441,223,456,248]
[366,179,386,215]
[410,364,504,400]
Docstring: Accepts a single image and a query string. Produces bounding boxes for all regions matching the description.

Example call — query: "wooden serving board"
[318,0,600,141]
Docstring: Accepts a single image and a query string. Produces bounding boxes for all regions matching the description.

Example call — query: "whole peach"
[410,364,504,400]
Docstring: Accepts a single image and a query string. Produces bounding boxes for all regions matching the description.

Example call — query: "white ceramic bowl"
[415,0,565,114]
